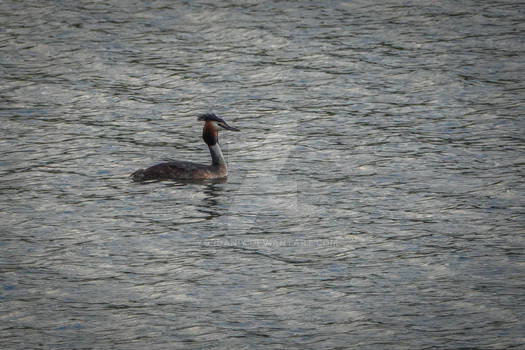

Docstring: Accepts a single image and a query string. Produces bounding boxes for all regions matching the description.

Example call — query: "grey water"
[1,0,524,349]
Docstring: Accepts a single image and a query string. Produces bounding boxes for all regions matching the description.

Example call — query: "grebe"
[131,113,240,182]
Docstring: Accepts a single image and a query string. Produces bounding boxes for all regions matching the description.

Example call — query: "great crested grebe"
[131,113,240,182]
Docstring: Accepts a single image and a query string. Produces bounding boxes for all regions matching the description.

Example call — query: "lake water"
[1,0,524,349]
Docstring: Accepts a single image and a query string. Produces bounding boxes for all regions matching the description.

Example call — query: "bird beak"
[218,121,240,131]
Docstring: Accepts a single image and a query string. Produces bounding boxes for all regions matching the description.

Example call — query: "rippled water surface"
[1,1,525,349]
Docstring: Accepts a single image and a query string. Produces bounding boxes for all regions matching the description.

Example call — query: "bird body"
[131,113,239,182]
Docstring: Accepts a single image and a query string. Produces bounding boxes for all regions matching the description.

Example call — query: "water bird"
[131,113,240,182]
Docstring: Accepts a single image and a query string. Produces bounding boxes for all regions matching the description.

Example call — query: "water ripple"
[1,0,524,349]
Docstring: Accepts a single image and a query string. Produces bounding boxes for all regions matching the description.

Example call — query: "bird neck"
[208,143,226,166]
